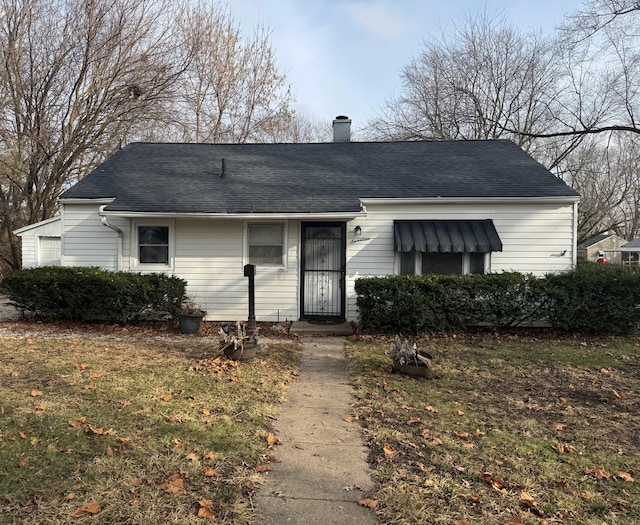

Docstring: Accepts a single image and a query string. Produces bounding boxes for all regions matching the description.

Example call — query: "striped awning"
[394,220,503,253]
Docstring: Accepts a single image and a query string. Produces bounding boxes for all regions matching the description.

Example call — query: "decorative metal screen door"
[301,222,346,320]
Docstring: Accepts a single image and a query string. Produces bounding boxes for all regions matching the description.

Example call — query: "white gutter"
[97,210,367,220]
[360,196,580,205]
[99,205,123,271]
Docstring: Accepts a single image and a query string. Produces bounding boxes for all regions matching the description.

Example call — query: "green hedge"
[543,263,640,334]
[355,265,640,335]
[355,272,545,333]
[0,266,187,323]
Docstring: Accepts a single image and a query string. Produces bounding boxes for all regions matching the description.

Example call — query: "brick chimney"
[332,115,351,142]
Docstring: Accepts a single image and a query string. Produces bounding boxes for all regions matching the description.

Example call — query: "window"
[394,219,501,276]
[399,251,487,275]
[422,253,463,274]
[247,223,285,266]
[138,226,169,264]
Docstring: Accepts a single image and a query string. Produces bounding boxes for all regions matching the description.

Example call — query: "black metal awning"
[394,220,503,253]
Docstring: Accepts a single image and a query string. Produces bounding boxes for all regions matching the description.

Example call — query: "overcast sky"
[229,0,585,133]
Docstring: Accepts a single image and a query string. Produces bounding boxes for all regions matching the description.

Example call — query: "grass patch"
[346,333,640,525]
[0,329,300,524]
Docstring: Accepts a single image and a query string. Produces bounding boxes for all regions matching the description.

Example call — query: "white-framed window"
[246,222,286,267]
[132,220,174,269]
[399,251,489,275]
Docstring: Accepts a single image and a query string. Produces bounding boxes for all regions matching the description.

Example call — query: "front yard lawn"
[2,326,639,525]
[346,334,640,525]
[0,329,300,524]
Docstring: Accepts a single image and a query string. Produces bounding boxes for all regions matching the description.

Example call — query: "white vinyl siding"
[61,204,127,271]
[20,237,37,269]
[174,219,298,321]
[344,200,577,321]
[56,198,576,322]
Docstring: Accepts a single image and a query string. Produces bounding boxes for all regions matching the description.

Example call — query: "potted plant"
[176,300,206,334]
[219,321,261,362]
[390,335,433,377]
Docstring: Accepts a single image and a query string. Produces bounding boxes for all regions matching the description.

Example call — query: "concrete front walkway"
[254,337,378,525]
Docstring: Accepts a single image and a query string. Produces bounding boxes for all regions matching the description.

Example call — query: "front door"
[301,222,346,320]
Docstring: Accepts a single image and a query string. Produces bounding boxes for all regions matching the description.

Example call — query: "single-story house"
[18,117,580,322]
[617,238,640,266]
[577,233,626,264]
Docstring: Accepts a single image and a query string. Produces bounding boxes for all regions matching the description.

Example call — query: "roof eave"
[60,197,116,205]
[360,196,580,205]
[98,210,367,220]
[13,215,62,235]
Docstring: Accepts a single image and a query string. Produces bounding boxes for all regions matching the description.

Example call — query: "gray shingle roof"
[59,140,579,214]
[577,233,612,249]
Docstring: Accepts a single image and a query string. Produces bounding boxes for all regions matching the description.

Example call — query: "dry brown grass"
[346,333,640,525]
[0,323,300,524]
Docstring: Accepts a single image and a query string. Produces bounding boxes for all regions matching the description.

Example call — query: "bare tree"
[369,13,568,157]
[513,0,640,139]
[0,0,190,271]
[175,1,295,143]
[0,0,306,273]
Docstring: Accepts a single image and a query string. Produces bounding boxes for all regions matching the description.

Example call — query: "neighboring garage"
[14,216,61,268]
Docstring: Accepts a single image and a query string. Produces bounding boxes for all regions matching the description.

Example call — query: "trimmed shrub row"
[0,266,187,323]
[355,264,640,335]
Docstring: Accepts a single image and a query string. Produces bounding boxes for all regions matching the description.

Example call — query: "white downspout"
[99,205,123,271]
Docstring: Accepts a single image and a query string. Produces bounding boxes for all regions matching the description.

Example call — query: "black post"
[243,264,256,332]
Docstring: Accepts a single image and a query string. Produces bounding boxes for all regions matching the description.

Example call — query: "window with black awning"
[394,220,503,253]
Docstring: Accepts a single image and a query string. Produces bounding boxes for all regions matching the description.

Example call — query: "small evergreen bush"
[543,262,640,334]
[0,266,186,323]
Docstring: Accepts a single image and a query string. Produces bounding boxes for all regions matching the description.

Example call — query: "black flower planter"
[177,313,204,334]
[392,360,431,377]
[223,342,257,362]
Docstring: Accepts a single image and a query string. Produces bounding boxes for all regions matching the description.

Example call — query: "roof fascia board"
[98,211,367,220]
[13,215,61,235]
[360,196,580,205]
[60,198,115,205]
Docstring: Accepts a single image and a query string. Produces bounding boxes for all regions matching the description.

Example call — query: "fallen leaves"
[615,471,635,482]
[552,442,577,454]
[197,356,240,374]
[266,432,282,448]
[482,472,506,493]
[196,499,215,519]
[160,473,186,495]
[358,498,378,508]
[71,501,100,518]
[520,491,538,510]
[383,444,395,456]
[584,467,612,480]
